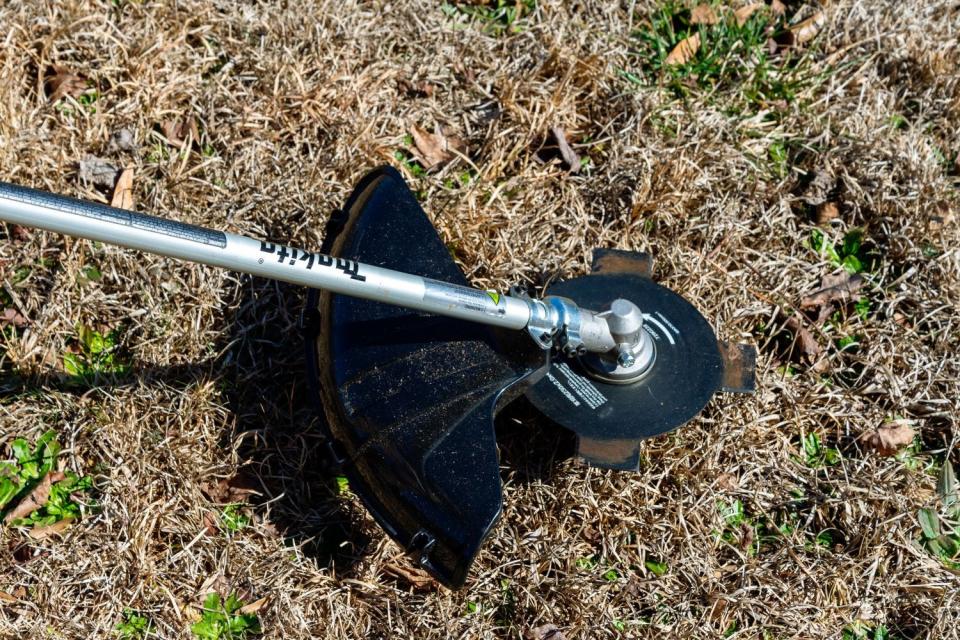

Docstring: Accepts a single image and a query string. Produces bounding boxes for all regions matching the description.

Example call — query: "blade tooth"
[590,248,654,278]
[576,436,643,471]
[718,341,757,393]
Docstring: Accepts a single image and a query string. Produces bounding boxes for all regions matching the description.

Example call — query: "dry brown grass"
[0,0,958,638]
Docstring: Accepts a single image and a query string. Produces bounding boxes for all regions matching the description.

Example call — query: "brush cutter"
[0,166,754,587]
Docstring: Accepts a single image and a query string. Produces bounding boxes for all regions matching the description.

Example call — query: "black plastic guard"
[307,167,547,588]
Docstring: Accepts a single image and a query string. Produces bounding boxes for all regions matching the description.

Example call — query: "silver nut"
[617,349,636,368]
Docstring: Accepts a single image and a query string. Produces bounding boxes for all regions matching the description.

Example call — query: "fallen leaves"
[200,472,260,504]
[78,156,119,189]
[859,421,916,457]
[734,3,764,26]
[4,471,64,524]
[45,65,87,103]
[410,125,466,170]
[524,624,567,640]
[665,32,701,65]
[783,313,821,359]
[27,517,73,540]
[0,308,28,328]
[816,202,840,226]
[788,11,826,45]
[383,557,437,591]
[111,168,135,210]
[690,4,719,25]
[161,116,200,149]
[800,273,865,313]
[550,127,581,174]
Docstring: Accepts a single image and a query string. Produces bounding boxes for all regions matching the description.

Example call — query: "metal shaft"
[0,181,617,353]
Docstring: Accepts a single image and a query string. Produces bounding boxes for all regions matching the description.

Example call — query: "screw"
[617,349,636,368]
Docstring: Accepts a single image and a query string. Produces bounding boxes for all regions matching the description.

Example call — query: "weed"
[808,228,879,274]
[63,324,130,380]
[220,504,251,533]
[843,621,894,640]
[629,2,822,109]
[917,461,960,570]
[0,430,94,528]
[464,601,480,615]
[191,593,261,640]
[441,0,536,35]
[612,619,626,632]
[644,559,668,576]
[115,609,152,639]
[393,149,426,179]
[795,432,840,468]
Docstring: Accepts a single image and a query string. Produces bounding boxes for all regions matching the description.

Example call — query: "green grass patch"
[441,0,536,35]
[629,2,823,109]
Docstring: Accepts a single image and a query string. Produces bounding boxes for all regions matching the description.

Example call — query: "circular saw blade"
[524,272,723,470]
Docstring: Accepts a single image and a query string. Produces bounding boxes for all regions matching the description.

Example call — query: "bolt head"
[617,350,636,368]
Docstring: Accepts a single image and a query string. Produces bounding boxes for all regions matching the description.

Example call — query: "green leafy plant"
[220,504,251,533]
[441,0,536,35]
[115,609,152,639]
[191,593,261,640]
[843,621,892,640]
[644,559,669,576]
[63,324,130,380]
[809,228,878,274]
[796,431,841,468]
[0,430,94,528]
[918,461,960,570]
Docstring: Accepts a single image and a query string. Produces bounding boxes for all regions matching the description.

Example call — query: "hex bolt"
[617,348,636,368]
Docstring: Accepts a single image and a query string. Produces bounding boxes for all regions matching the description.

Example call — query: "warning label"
[551,362,608,410]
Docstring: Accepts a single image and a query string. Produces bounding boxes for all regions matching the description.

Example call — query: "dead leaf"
[238,596,269,615]
[789,11,826,45]
[202,511,218,536]
[525,624,567,640]
[4,471,65,524]
[859,421,916,456]
[739,522,755,551]
[816,202,840,225]
[783,314,820,358]
[716,472,738,491]
[734,3,764,26]
[665,33,701,65]
[27,517,73,540]
[690,4,719,24]
[550,127,581,174]
[108,128,138,153]
[161,117,199,149]
[800,273,864,310]
[383,557,437,591]
[200,472,260,504]
[770,0,787,16]
[10,225,30,241]
[409,125,465,169]
[78,156,119,189]
[111,168,135,210]
[45,65,87,103]
[1,308,28,327]
[0,590,18,604]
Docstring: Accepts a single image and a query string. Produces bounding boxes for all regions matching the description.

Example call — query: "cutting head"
[305,168,754,588]
[523,249,754,469]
